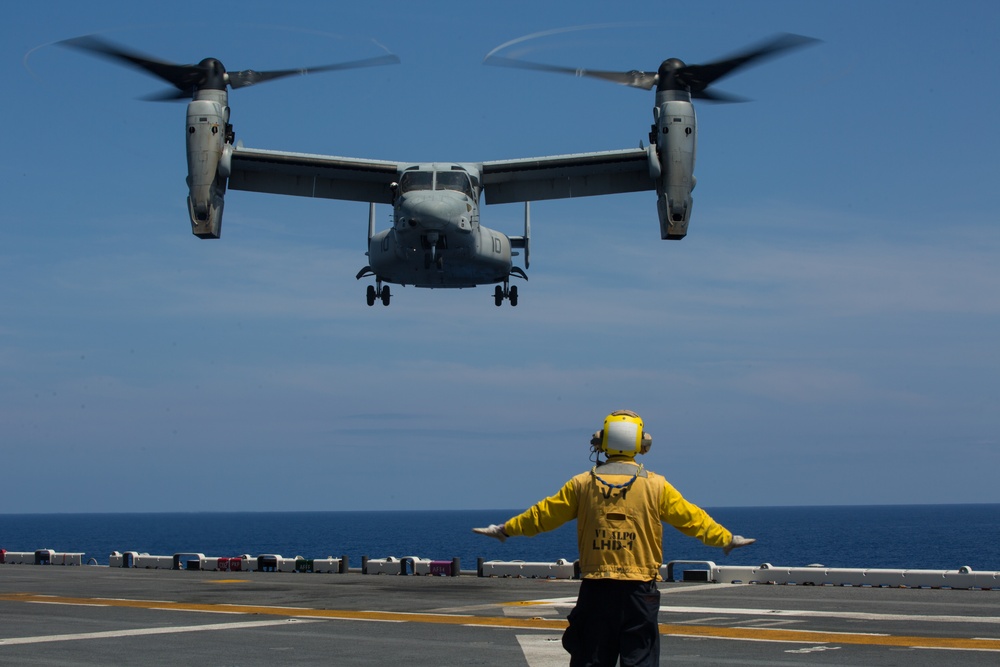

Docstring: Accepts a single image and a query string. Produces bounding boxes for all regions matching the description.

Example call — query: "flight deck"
[2,564,999,665]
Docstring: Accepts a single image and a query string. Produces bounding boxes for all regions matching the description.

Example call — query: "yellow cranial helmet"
[591,410,653,457]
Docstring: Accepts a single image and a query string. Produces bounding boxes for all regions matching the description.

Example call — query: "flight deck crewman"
[473,410,755,667]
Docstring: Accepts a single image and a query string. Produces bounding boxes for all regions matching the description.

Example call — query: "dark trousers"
[562,578,661,666]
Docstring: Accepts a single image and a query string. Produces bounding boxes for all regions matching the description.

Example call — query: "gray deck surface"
[2,565,999,665]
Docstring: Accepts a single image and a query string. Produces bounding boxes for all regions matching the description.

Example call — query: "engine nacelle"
[187,192,225,239]
[652,99,697,240]
[186,97,230,239]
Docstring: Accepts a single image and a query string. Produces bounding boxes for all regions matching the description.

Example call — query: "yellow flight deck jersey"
[503,457,732,581]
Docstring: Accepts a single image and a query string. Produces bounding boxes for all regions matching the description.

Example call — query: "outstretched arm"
[473,478,579,541]
[659,480,756,555]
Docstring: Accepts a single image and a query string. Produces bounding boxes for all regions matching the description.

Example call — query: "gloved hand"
[472,524,508,542]
[723,535,755,555]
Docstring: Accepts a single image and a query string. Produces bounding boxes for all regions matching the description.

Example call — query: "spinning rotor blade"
[677,33,818,96]
[227,54,402,89]
[484,32,817,101]
[688,88,748,104]
[60,35,206,92]
[483,55,658,90]
[60,34,400,100]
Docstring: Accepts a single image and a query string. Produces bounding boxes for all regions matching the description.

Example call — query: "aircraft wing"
[480,148,655,205]
[229,146,400,205]
[228,145,655,206]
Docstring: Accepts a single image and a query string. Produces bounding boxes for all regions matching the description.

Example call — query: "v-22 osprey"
[61,33,815,306]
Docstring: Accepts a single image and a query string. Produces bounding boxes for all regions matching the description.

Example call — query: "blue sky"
[2,1,998,513]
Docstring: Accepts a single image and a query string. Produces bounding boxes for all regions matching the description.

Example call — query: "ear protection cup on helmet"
[639,432,652,454]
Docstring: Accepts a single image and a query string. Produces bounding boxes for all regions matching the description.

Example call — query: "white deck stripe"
[0,618,316,647]
[526,597,1000,625]
[659,605,1000,625]
[517,634,567,666]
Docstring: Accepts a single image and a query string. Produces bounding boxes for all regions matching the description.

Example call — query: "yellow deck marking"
[0,593,565,631]
[2,593,999,652]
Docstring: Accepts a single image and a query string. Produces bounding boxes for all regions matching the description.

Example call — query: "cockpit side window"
[399,171,433,194]
[435,171,475,199]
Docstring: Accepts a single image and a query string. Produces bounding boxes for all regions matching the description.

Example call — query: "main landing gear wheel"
[493,282,518,307]
[366,283,390,306]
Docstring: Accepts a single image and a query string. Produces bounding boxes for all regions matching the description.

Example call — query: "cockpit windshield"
[398,169,476,199]
[399,171,433,194]
[435,171,475,199]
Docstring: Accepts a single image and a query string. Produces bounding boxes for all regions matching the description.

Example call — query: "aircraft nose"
[397,195,462,230]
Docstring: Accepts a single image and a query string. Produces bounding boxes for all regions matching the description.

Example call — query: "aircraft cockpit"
[398,169,477,200]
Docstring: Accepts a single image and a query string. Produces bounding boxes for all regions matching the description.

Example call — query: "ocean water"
[1,505,999,572]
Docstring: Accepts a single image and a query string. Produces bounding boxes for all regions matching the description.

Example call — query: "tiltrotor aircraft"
[62,33,814,307]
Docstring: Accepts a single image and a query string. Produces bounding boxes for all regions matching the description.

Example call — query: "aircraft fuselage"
[367,164,516,289]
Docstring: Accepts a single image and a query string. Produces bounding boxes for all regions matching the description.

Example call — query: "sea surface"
[2,505,999,572]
